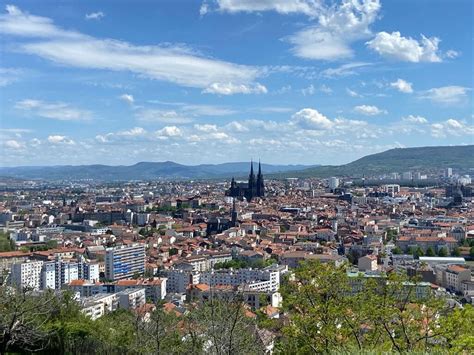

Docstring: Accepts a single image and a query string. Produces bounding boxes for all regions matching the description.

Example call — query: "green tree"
[451,247,461,257]
[392,246,403,255]
[414,246,424,259]
[437,247,448,257]
[470,246,474,258]
[426,247,435,256]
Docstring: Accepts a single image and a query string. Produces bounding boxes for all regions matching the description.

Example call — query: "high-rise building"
[56,260,79,287]
[446,168,453,177]
[105,244,145,281]
[11,261,43,290]
[41,261,56,289]
[329,177,339,190]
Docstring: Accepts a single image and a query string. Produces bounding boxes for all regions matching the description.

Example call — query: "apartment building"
[105,244,145,281]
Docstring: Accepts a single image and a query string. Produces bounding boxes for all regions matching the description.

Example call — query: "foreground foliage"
[1,262,473,354]
[278,261,474,354]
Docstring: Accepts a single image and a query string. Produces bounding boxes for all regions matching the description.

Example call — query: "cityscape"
[1,0,473,354]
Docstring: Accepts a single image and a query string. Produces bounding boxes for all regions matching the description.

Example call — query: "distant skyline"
[0,0,473,167]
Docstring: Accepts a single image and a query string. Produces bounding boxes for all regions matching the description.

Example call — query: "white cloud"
[4,139,24,149]
[445,50,459,59]
[0,67,22,86]
[390,78,413,93]
[203,1,380,61]
[430,119,474,138]
[291,108,333,130]
[301,84,315,96]
[135,109,192,124]
[287,0,381,60]
[47,135,75,144]
[203,0,321,17]
[15,99,92,121]
[319,84,332,94]
[117,127,146,137]
[258,107,293,113]
[119,94,134,104]
[156,126,182,137]
[225,121,249,132]
[419,86,470,105]
[85,11,105,20]
[1,5,264,94]
[346,88,362,97]
[354,104,387,116]
[321,62,372,78]
[194,124,218,132]
[402,115,428,124]
[367,31,442,62]
[202,82,267,95]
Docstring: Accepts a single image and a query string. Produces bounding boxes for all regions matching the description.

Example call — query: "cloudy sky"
[0,0,472,166]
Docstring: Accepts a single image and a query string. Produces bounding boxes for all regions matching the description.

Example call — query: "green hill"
[277,145,474,178]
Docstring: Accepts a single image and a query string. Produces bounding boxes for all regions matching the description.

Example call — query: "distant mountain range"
[0,161,313,181]
[278,145,474,178]
[1,145,472,181]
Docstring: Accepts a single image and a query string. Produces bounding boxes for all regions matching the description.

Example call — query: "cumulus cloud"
[390,78,413,93]
[4,139,24,149]
[85,11,104,20]
[194,124,218,132]
[419,86,470,105]
[47,135,75,144]
[431,119,474,138]
[15,99,92,121]
[117,127,146,137]
[301,84,315,96]
[291,108,333,130]
[202,82,267,95]
[203,0,381,61]
[119,94,134,104]
[156,126,182,137]
[287,0,381,60]
[354,104,387,116]
[1,5,264,94]
[367,31,442,62]
[402,115,428,124]
[201,0,321,17]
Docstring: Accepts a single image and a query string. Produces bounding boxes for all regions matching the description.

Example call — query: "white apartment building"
[445,265,471,292]
[11,261,43,290]
[81,293,119,320]
[117,288,146,309]
[163,269,200,293]
[115,278,167,302]
[56,260,79,288]
[200,268,280,292]
[41,261,56,289]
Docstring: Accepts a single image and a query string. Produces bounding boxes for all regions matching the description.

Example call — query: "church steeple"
[256,159,265,197]
[247,160,256,201]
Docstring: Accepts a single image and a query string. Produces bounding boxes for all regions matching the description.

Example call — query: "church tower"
[256,160,265,197]
[247,160,256,200]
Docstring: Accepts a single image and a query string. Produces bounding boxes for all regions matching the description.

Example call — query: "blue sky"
[0,0,472,166]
